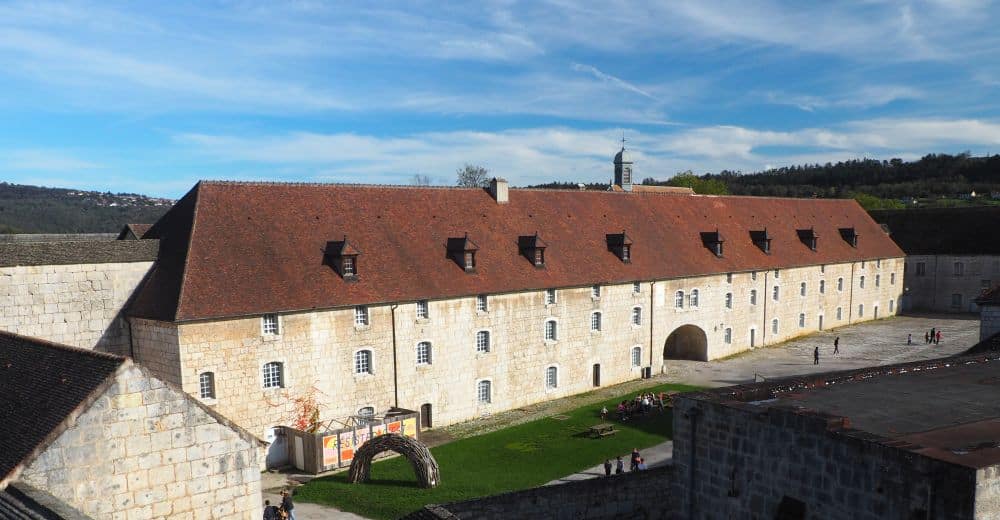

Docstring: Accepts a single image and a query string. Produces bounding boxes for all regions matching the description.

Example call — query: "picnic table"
[588,423,617,438]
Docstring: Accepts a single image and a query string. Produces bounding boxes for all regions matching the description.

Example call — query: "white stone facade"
[0,261,153,355]
[16,364,262,519]
[129,257,904,441]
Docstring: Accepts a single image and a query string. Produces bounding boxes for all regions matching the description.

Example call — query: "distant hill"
[0,182,172,234]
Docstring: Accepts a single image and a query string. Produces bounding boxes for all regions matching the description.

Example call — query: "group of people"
[602,392,667,422]
[603,448,648,476]
[924,327,943,345]
[262,490,295,520]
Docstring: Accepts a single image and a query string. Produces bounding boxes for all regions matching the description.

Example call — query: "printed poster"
[387,421,401,434]
[355,425,372,448]
[402,417,417,438]
[372,424,386,438]
[322,435,338,467]
[339,431,355,464]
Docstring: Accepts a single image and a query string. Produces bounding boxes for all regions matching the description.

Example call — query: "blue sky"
[1,0,999,198]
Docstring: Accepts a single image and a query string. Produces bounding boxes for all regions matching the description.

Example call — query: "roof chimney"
[489,177,508,204]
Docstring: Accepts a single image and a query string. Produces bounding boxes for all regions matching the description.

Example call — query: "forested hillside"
[0,182,172,233]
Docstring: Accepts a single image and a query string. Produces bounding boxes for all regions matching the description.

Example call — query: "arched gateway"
[348,433,441,488]
[663,325,709,361]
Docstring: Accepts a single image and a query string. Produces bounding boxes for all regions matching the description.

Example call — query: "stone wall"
[981,305,1000,342]
[0,261,153,355]
[141,257,903,441]
[902,254,1000,313]
[17,363,262,520]
[404,465,675,519]
[672,396,978,519]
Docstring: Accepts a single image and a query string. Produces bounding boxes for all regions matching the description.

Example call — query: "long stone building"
[871,207,1000,313]
[1,152,905,465]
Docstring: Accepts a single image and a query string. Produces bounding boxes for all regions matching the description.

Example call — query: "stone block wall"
[17,364,262,520]
[981,306,1000,342]
[131,319,183,386]
[406,465,675,519]
[0,261,153,355]
[903,254,1000,313]
[672,396,977,520]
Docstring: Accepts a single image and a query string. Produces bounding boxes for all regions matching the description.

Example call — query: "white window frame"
[725,292,732,309]
[675,291,685,308]
[724,328,732,344]
[354,306,369,327]
[800,282,806,297]
[354,349,373,375]
[631,346,642,367]
[590,311,602,332]
[544,319,559,342]
[476,294,489,313]
[591,285,601,299]
[633,282,641,294]
[416,341,432,365]
[545,365,558,390]
[477,379,492,404]
[689,289,700,307]
[798,313,805,328]
[771,318,779,335]
[199,371,216,400]
[545,289,557,305]
[262,361,284,389]
[475,330,491,354]
[416,300,429,320]
[343,256,355,276]
[772,285,779,301]
[836,307,843,320]
[774,269,780,279]
[262,314,280,336]
[631,306,642,326]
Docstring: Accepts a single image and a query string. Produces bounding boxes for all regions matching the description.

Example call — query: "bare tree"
[411,174,431,186]
[456,164,490,188]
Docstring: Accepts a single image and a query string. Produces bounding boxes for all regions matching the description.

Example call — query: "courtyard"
[275,314,980,519]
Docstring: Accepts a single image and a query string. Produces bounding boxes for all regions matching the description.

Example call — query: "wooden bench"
[588,423,617,438]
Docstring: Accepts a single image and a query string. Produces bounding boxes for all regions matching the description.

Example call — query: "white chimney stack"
[489,177,509,204]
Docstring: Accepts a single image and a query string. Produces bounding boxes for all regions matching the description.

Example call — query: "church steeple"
[613,134,633,192]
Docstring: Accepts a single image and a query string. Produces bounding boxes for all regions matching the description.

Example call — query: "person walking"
[630,448,641,472]
[936,330,942,344]
[280,490,295,520]
[925,331,929,344]
[930,327,936,344]
[907,333,912,345]
[604,458,612,477]
[833,336,840,355]
[814,346,820,365]
[263,500,281,520]
[615,456,624,475]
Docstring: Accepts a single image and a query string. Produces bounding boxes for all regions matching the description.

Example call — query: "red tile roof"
[129,181,904,322]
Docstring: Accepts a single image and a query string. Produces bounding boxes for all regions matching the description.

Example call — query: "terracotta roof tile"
[129,181,904,322]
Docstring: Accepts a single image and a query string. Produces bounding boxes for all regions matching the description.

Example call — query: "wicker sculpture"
[348,433,441,488]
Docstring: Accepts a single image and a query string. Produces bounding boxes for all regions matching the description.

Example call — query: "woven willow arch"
[347,433,441,488]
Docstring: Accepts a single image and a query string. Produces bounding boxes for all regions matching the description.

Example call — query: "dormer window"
[448,234,479,273]
[839,227,859,248]
[750,228,772,254]
[797,228,819,251]
[325,236,362,281]
[518,233,548,268]
[606,230,633,264]
[700,230,724,258]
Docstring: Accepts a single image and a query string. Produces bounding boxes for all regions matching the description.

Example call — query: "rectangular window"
[860,276,865,289]
[675,291,684,308]
[262,362,283,389]
[343,256,355,276]
[750,289,757,306]
[837,278,844,292]
[751,271,757,281]
[725,293,732,309]
[954,262,964,276]
[199,372,215,399]
[476,331,490,353]
[800,282,806,297]
[891,273,896,285]
[416,342,432,365]
[591,285,601,298]
[416,300,429,320]
[952,293,962,308]
[724,328,732,344]
[590,312,602,332]
[726,273,733,283]
[876,259,881,268]
[476,294,488,312]
[772,286,779,301]
[354,306,369,326]
[819,280,825,294]
[477,381,491,404]
[916,262,926,276]
[771,319,778,335]
[633,282,641,294]
[464,251,475,269]
[545,320,558,341]
[820,264,825,274]
[889,299,894,313]
[546,367,558,389]
[836,307,843,320]
[631,347,642,367]
[534,249,544,266]
[798,313,805,328]
[774,269,780,279]
[545,289,557,305]
[858,304,864,317]
[875,274,880,288]
[631,307,642,326]
[262,314,279,335]
[354,350,372,374]
[861,261,865,269]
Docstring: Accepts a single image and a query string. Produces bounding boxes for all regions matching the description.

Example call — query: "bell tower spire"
[613,133,634,192]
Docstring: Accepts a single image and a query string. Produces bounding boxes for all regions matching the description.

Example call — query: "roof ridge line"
[0,330,125,362]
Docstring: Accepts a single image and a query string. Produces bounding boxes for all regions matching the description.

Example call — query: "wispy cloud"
[1,149,100,171]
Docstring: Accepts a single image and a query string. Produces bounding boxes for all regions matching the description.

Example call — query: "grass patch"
[294,382,699,519]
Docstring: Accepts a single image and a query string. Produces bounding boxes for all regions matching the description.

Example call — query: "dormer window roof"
[447,233,479,272]
[797,228,819,251]
[325,236,361,281]
[518,233,548,268]
[839,227,859,248]
[606,230,634,264]
[750,228,772,254]
[700,229,725,258]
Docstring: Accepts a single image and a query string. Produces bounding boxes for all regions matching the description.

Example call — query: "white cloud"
[2,149,100,171]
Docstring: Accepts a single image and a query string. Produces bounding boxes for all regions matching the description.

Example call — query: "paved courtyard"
[275,313,981,517]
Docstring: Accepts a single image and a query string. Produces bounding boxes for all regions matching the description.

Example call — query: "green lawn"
[295,382,699,519]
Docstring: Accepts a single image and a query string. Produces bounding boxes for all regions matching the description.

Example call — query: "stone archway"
[663,325,709,361]
[348,433,441,488]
